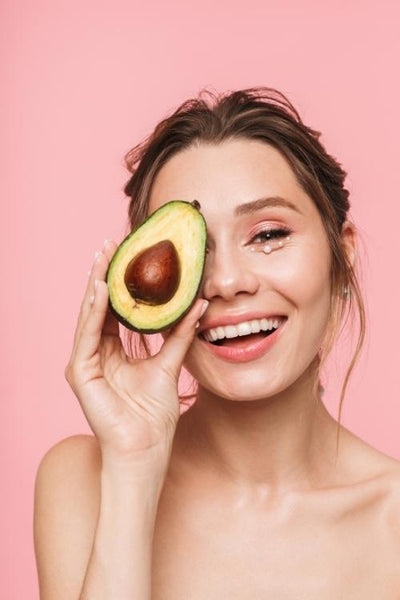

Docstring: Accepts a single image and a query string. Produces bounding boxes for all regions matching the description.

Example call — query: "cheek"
[270,237,331,306]
[277,239,332,353]
[263,238,332,360]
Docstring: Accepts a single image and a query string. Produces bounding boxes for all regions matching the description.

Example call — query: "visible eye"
[250,226,292,244]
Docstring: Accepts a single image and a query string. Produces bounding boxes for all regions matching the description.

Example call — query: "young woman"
[34,87,400,598]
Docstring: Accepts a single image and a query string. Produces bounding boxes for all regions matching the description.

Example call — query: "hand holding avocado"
[65,235,208,468]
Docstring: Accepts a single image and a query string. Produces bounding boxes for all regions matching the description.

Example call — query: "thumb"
[156,299,209,380]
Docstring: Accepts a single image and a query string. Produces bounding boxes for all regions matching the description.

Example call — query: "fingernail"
[102,238,112,250]
[89,294,95,305]
[94,250,102,261]
[199,300,209,318]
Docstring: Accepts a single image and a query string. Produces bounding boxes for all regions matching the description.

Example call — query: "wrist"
[100,440,173,483]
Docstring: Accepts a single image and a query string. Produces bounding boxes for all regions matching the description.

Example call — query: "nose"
[201,245,260,302]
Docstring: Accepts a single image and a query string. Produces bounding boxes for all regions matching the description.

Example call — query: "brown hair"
[122,86,366,451]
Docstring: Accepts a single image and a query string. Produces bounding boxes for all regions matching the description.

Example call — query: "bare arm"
[34,239,208,599]
[34,435,102,599]
[80,457,165,599]
[34,435,170,600]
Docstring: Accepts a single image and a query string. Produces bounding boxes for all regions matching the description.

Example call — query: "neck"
[174,364,340,494]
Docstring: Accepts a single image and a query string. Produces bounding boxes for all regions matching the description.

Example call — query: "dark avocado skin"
[105,200,207,334]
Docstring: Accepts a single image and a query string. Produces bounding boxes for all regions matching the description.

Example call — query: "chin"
[191,366,289,403]
[186,350,319,404]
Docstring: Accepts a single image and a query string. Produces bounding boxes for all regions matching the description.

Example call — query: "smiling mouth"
[200,327,278,347]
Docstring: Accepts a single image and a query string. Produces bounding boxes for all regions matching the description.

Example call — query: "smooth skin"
[34,139,400,599]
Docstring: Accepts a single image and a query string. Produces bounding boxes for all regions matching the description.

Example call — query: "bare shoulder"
[34,434,101,600]
[339,425,400,524]
[34,434,102,515]
[340,424,400,484]
[35,433,101,482]
[366,446,400,549]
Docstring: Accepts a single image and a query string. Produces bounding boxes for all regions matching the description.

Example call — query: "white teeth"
[225,325,238,339]
[250,320,261,334]
[209,329,218,342]
[203,317,285,343]
[236,322,253,336]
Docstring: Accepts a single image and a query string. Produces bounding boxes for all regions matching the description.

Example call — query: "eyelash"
[250,226,292,244]
[204,226,292,254]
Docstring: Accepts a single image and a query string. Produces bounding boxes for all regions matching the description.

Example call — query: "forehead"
[148,138,313,219]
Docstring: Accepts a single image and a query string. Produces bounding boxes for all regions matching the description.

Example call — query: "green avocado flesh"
[106,200,207,333]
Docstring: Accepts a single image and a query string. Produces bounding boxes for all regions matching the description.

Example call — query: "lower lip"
[198,319,287,363]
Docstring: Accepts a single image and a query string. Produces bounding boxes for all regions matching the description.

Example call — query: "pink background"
[2,1,400,597]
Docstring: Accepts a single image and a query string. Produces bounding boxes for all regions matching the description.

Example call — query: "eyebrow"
[234,196,303,217]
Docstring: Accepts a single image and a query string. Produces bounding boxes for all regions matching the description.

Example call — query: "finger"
[101,238,118,263]
[71,250,106,356]
[73,279,110,363]
[156,298,209,381]
[72,239,118,354]
[91,239,120,339]
[84,239,118,322]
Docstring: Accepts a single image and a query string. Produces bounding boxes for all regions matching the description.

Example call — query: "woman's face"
[148,139,353,401]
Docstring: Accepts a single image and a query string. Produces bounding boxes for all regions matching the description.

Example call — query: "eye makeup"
[204,225,293,255]
[249,225,292,254]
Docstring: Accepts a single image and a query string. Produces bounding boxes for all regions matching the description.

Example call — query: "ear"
[340,220,357,269]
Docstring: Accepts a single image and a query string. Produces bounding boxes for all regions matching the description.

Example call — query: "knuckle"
[64,363,71,381]
[64,362,77,385]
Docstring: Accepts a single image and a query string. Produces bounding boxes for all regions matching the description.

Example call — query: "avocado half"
[106,200,207,333]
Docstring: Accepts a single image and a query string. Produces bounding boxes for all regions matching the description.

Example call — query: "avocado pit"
[124,239,181,305]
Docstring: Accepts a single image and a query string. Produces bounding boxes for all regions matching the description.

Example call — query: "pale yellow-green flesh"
[108,203,206,330]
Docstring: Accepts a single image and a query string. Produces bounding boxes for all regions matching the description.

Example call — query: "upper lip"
[197,311,288,335]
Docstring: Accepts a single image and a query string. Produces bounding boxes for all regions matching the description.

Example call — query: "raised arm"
[34,239,208,599]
